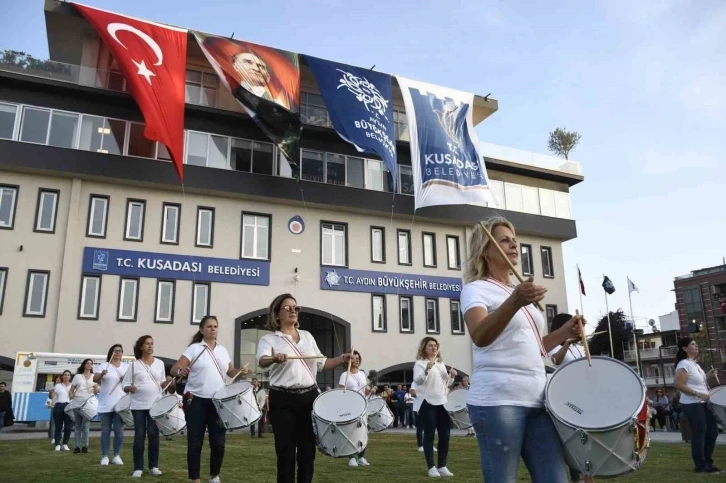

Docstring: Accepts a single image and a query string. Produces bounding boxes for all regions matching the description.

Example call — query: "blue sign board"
[83,247,270,286]
[320,268,462,298]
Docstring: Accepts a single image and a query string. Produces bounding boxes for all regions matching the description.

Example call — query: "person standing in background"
[394,384,407,428]
[0,382,12,432]
[95,344,129,466]
[404,388,414,429]
[250,378,265,438]
[70,359,99,454]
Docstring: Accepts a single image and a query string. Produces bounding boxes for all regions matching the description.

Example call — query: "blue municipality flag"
[396,76,494,209]
[305,56,397,189]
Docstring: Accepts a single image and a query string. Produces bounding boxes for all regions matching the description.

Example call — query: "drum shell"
[367,397,393,433]
[213,383,261,430]
[312,389,368,458]
[709,386,726,424]
[444,389,472,430]
[114,394,134,427]
[150,395,186,437]
[78,396,99,422]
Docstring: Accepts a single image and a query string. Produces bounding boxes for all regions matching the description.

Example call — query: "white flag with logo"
[396,76,495,210]
[627,277,639,294]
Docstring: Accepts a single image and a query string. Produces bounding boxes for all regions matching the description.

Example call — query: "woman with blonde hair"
[413,336,456,478]
[461,216,584,482]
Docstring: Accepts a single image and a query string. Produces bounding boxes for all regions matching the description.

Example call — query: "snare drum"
[213,382,261,430]
[312,389,368,458]
[78,395,99,421]
[367,397,393,433]
[546,357,648,477]
[114,394,134,427]
[149,395,186,436]
[709,386,726,424]
[444,389,472,429]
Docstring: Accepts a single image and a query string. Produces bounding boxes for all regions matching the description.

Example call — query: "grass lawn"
[1,433,724,482]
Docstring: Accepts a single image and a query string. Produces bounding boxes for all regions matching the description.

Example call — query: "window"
[371,227,385,263]
[398,229,411,265]
[127,122,160,159]
[541,246,554,278]
[372,295,387,332]
[230,138,274,175]
[241,213,270,260]
[155,280,175,323]
[300,92,331,127]
[366,159,393,192]
[78,275,101,319]
[185,70,218,107]
[451,300,464,334]
[301,150,324,182]
[0,185,18,229]
[86,195,109,238]
[399,165,414,195]
[124,199,146,241]
[520,244,533,276]
[326,153,346,186]
[321,222,347,267]
[20,107,50,144]
[19,107,79,148]
[546,305,558,329]
[196,207,215,248]
[347,156,365,189]
[34,189,59,233]
[394,110,408,141]
[683,287,705,326]
[0,268,7,315]
[192,283,210,324]
[426,298,439,334]
[161,203,180,244]
[186,131,228,169]
[423,232,437,268]
[79,115,125,155]
[0,102,17,140]
[400,296,413,333]
[117,278,138,321]
[446,235,461,270]
[24,270,49,317]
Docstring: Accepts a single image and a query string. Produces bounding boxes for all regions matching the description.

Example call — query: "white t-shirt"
[339,371,368,394]
[548,344,584,365]
[460,279,547,408]
[413,360,450,406]
[676,359,709,405]
[54,383,72,404]
[182,342,232,399]
[123,359,166,410]
[71,374,96,400]
[256,330,327,389]
[96,361,129,413]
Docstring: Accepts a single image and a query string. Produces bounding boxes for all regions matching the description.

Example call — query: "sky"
[2,0,724,333]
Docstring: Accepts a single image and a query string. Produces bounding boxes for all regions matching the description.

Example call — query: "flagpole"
[628,277,641,375]
[605,290,614,357]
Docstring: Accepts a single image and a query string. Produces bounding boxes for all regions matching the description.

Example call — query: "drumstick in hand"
[230,363,249,384]
[343,346,355,393]
[575,310,591,367]
[712,366,720,386]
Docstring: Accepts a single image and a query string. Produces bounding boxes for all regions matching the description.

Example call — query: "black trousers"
[414,410,424,447]
[53,403,72,445]
[185,395,226,480]
[250,414,264,436]
[269,388,318,483]
[419,400,450,469]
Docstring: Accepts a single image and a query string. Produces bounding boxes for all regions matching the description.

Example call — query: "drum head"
[710,386,726,406]
[367,397,386,413]
[214,381,252,400]
[115,394,131,411]
[313,389,367,423]
[546,357,644,430]
[444,389,468,411]
[149,395,179,417]
[68,397,87,409]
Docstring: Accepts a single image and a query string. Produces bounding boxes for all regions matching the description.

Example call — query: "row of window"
[520,244,555,278]
[371,295,464,335]
[369,226,461,269]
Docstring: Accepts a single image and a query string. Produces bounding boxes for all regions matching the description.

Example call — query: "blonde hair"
[416,337,441,361]
[464,216,516,284]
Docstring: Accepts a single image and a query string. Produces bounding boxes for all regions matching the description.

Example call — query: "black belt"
[270,385,318,395]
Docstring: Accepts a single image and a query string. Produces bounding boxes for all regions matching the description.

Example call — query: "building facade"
[0,1,583,391]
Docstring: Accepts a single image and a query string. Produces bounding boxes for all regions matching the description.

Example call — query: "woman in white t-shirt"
[673,337,721,474]
[70,359,100,454]
[338,350,375,468]
[49,370,73,451]
[172,315,247,483]
[94,343,129,466]
[460,216,583,483]
[123,335,168,478]
[413,337,456,478]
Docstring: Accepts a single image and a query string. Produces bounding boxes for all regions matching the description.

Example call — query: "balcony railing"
[624,346,679,362]
[643,376,674,386]
[480,142,583,176]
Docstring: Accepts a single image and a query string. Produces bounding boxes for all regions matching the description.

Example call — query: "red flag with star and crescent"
[74,3,187,181]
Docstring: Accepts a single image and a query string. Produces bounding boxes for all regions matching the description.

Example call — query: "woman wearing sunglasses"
[256,293,352,483]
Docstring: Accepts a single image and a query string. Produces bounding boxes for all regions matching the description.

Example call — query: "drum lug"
[578,430,587,445]
[238,396,243,405]
[585,460,591,473]
[357,421,362,428]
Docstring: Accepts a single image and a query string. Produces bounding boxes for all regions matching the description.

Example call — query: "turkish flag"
[74,3,187,181]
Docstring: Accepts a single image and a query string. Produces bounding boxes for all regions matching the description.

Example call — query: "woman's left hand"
[340,353,352,365]
[561,315,585,340]
[449,369,458,378]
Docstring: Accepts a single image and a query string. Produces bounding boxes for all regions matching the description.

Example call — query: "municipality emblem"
[324,270,341,287]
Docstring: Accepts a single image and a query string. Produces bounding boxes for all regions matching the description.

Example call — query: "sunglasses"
[281,305,301,314]
[113,349,123,353]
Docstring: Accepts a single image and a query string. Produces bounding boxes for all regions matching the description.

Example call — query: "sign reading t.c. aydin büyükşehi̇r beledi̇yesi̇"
[320,267,462,298]
[82,247,270,285]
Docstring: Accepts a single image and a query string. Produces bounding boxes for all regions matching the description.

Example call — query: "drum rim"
[443,388,468,410]
[709,385,726,405]
[312,388,369,424]
[545,355,645,431]
[213,382,253,402]
[149,395,181,418]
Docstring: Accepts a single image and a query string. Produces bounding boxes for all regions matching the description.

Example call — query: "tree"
[548,127,582,160]
[588,309,630,361]
[0,49,71,76]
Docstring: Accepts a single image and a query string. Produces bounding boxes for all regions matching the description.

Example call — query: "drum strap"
[138,360,162,394]
[281,334,318,388]
[485,278,547,357]
[108,363,126,395]
[203,345,227,384]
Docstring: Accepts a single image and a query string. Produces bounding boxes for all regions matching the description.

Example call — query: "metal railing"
[480,142,583,176]
[642,376,674,386]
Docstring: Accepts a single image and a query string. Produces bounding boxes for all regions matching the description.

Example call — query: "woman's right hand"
[425,361,434,373]
[509,277,547,308]
[177,367,190,377]
[273,353,288,364]
[126,385,137,394]
[697,392,710,402]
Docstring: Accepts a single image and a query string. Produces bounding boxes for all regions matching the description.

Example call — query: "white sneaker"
[208,478,221,483]
[62,444,70,451]
[100,456,109,466]
[434,447,438,452]
[150,468,162,476]
[348,457,359,467]
[131,470,142,478]
[428,467,441,477]
[55,445,61,452]
[51,439,55,444]
[112,455,124,465]
[418,446,424,452]
[438,467,454,477]
[357,457,370,466]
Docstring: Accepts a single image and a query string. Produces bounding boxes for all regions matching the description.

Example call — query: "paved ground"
[2,424,723,444]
